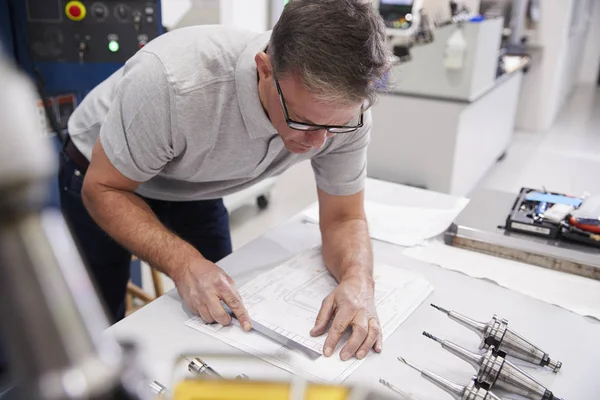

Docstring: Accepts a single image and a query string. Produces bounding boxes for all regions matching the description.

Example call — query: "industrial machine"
[2,0,164,138]
[379,0,422,33]
[377,0,434,63]
[445,188,600,281]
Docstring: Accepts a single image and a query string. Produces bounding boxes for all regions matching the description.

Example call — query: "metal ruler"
[223,305,321,360]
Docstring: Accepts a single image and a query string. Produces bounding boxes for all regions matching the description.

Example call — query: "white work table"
[107,179,600,399]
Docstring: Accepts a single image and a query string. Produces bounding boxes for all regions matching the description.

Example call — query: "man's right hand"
[173,259,252,331]
[82,140,251,330]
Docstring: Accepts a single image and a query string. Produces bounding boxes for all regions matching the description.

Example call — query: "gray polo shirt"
[68,25,371,201]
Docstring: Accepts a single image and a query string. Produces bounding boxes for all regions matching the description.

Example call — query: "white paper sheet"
[403,241,600,321]
[185,248,433,383]
[302,200,469,247]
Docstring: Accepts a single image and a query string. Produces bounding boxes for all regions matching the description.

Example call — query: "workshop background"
[134,0,600,295]
[2,0,600,399]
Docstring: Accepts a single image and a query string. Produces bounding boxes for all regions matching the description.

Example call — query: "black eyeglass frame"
[273,72,364,134]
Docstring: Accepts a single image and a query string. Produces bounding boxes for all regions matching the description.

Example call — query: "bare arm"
[83,140,196,277]
[309,188,381,361]
[317,188,373,283]
[82,139,251,329]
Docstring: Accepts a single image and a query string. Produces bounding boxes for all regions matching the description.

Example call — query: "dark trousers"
[57,150,232,323]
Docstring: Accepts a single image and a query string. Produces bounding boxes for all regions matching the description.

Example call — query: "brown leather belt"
[64,139,90,173]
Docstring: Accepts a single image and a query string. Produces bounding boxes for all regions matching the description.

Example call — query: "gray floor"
[147,85,600,293]
[479,85,600,197]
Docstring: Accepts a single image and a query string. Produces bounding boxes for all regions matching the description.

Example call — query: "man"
[59,0,392,361]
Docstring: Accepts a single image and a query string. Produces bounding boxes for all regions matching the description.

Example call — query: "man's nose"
[306,129,327,147]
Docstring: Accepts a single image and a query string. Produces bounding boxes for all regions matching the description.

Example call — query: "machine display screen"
[380,0,413,5]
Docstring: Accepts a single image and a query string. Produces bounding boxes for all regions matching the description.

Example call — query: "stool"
[125,257,164,315]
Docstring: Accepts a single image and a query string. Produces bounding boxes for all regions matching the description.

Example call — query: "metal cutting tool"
[423,332,563,400]
[431,304,562,372]
[398,357,501,400]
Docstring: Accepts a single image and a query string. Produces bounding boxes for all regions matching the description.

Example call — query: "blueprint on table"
[185,247,433,383]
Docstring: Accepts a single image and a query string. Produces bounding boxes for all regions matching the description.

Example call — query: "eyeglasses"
[273,72,364,134]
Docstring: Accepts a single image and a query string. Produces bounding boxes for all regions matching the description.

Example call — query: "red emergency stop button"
[66,1,87,21]
[70,6,81,17]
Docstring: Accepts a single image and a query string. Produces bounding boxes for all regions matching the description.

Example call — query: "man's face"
[256,53,363,154]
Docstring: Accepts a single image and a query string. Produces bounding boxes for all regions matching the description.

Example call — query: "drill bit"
[422,331,442,343]
[397,357,419,372]
[430,303,450,315]
[397,357,501,400]
[422,331,484,370]
[430,304,562,372]
[378,378,414,399]
[422,333,563,400]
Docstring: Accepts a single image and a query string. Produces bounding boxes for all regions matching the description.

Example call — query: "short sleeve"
[310,108,372,196]
[99,50,174,182]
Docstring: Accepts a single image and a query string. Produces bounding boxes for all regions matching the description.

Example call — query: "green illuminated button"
[108,40,119,52]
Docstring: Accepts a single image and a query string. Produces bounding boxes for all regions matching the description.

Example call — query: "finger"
[222,287,252,331]
[340,313,368,361]
[206,296,232,326]
[198,304,214,324]
[375,320,383,353]
[355,317,381,359]
[311,295,334,336]
[323,308,353,358]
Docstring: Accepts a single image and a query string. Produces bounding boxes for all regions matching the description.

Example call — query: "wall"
[422,0,481,23]
[219,0,269,32]
[161,0,269,32]
[578,0,600,85]
[552,0,591,121]
[171,0,220,29]
[516,0,593,132]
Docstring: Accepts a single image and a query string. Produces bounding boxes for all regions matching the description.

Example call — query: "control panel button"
[145,7,154,15]
[115,4,129,20]
[92,3,108,19]
[146,16,154,24]
[65,1,87,21]
[132,10,142,23]
[108,40,120,53]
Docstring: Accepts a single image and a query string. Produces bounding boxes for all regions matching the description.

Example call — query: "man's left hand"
[310,275,382,360]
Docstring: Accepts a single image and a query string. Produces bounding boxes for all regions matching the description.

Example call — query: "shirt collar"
[235,30,278,139]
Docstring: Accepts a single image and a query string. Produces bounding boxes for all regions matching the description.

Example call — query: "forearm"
[321,217,373,284]
[82,186,201,280]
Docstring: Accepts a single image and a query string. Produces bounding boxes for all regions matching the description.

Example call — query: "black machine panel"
[378,0,414,30]
[24,0,160,64]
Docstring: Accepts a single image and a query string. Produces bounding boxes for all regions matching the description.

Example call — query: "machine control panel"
[24,0,161,63]
[379,0,415,30]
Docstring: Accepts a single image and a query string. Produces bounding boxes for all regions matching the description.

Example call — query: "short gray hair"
[268,0,392,106]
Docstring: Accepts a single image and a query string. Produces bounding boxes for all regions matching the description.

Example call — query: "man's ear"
[255,52,272,80]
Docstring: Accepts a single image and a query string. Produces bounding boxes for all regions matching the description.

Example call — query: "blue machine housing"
[1,0,163,206]
[4,0,164,101]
